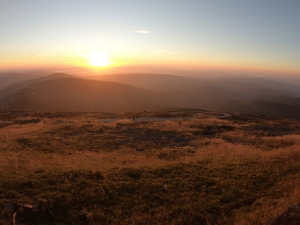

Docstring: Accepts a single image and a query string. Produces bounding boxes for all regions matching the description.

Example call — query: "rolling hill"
[0,76,234,112]
[0,73,78,103]
[221,99,300,120]
[88,73,205,91]
[0,70,54,90]
[1,72,300,119]
[0,78,164,112]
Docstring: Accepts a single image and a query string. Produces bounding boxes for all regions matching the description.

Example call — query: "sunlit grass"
[0,111,300,224]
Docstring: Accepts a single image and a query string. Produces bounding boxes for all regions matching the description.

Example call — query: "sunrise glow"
[87,52,111,67]
[0,0,299,78]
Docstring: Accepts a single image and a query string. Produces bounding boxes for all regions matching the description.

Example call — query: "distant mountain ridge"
[0,70,54,90]
[0,73,77,103]
[88,73,204,91]
[0,77,232,112]
[1,72,300,119]
[1,78,161,112]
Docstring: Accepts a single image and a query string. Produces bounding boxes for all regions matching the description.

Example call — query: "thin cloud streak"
[134,30,150,34]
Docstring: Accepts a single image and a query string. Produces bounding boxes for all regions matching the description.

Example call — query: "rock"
[270,203,300,225]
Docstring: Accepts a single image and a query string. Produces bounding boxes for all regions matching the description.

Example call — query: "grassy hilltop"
[0,111,300,224]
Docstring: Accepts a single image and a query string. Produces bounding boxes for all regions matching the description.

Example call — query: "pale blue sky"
[1,0,300,75]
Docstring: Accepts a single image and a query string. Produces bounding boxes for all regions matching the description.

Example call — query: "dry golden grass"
[1,111,300,224]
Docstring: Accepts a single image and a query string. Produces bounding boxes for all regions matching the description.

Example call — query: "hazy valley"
[1,72,300,120]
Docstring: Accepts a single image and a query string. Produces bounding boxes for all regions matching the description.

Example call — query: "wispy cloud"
[134,30,150,34]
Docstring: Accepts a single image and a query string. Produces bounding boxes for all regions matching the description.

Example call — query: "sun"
[88,52,111,67]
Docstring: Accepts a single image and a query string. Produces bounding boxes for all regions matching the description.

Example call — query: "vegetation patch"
[0,111,300,224]
[192,125,235,137]
[242,123,300,136]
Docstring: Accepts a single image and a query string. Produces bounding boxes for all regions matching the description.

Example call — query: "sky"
[1,0,300,77]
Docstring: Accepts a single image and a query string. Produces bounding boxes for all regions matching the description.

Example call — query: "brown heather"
[0,111,300,224]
